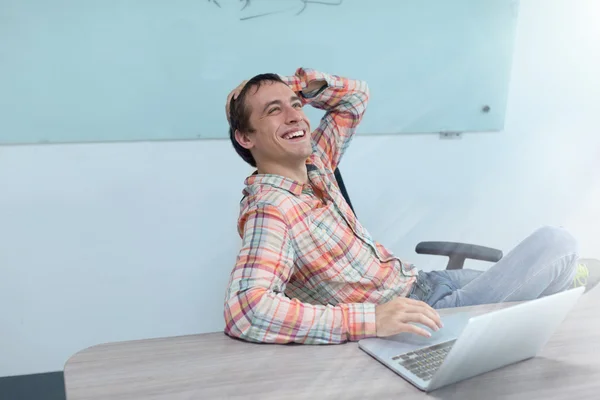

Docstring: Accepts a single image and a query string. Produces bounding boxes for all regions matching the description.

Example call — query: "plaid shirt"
[224,68,418,344]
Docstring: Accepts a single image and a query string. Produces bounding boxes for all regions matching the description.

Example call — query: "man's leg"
[423,226,579,309]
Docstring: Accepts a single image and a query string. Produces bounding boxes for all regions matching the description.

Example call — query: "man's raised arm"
[223,204,377,344]
[280,68,370,171]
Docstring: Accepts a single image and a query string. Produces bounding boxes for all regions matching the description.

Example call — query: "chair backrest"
[333,168,356,216]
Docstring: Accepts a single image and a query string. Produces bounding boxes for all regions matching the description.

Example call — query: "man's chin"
[300,148,313,160]
[284,149,312,164]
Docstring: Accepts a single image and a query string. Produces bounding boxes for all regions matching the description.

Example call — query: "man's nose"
[285,107,302,124]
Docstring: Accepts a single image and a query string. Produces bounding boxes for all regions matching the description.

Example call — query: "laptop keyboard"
[391,340,456,381]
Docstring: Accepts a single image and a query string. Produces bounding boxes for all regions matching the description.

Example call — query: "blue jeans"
[408,226,580,309]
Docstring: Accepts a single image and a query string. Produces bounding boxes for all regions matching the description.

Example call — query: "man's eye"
[293,103,302,108]
[268,107,280,114]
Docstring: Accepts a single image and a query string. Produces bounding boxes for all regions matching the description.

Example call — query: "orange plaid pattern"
[224,68,418,344]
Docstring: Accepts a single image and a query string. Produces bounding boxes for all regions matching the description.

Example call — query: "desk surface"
[64,288,600,400]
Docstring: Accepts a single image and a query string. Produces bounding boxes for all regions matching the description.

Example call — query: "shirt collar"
[244,173,305,196]
[243,161,320,197]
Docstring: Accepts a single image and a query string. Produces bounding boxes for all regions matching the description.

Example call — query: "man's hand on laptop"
[375,298,444,338]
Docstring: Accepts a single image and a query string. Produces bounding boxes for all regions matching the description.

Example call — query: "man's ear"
[235,129,254,150]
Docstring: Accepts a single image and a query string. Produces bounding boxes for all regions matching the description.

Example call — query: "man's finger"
[403,305,443,329]
[398,322,431,338]
[401,298,443,328]
[226,91,237,123]
[226,93,233,116]
[225,81,248,122]
[402,312,440,332]
[408,305,443,329]
[233,80,248,100]
[403,298,438,314]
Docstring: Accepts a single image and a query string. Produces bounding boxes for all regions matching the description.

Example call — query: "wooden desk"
[64,288,600,399]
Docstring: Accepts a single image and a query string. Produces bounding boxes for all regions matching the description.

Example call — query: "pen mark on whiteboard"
[207,0,344,21]
[240,9,297,21]
[296,0,344,16]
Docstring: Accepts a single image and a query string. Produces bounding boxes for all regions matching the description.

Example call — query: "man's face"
[236,81,312,167]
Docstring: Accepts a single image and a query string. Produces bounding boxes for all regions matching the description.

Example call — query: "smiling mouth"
[282,130,306,140]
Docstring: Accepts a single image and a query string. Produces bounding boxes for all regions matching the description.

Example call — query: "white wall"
[1,0,599,376]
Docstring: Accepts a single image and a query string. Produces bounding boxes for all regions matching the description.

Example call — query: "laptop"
[358,286,584,392]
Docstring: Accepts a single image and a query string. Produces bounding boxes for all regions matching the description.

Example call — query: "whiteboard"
[0,0,520,144]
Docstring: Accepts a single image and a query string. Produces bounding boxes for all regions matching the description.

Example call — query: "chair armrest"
[415,241,503,270]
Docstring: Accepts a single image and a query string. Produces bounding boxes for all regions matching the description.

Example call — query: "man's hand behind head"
[225,80,248,125]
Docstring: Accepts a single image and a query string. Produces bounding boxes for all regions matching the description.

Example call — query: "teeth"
[284,130,304,139]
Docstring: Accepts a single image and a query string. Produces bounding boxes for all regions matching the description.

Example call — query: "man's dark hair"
[228,73,287,167]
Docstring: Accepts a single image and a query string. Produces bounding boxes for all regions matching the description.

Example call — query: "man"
[223,68,595,345]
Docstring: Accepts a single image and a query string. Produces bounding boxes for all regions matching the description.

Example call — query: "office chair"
[333,168,503,270]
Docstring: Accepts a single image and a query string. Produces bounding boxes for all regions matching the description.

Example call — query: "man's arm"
[223,204,377,344]
[281,68,369,171]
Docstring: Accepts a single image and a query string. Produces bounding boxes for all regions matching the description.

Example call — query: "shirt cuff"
[344,302,378,341]
[281,74,303,93]
[280,68,344,98]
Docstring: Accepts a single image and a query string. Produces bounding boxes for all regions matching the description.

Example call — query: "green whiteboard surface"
[0,0,519,145]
